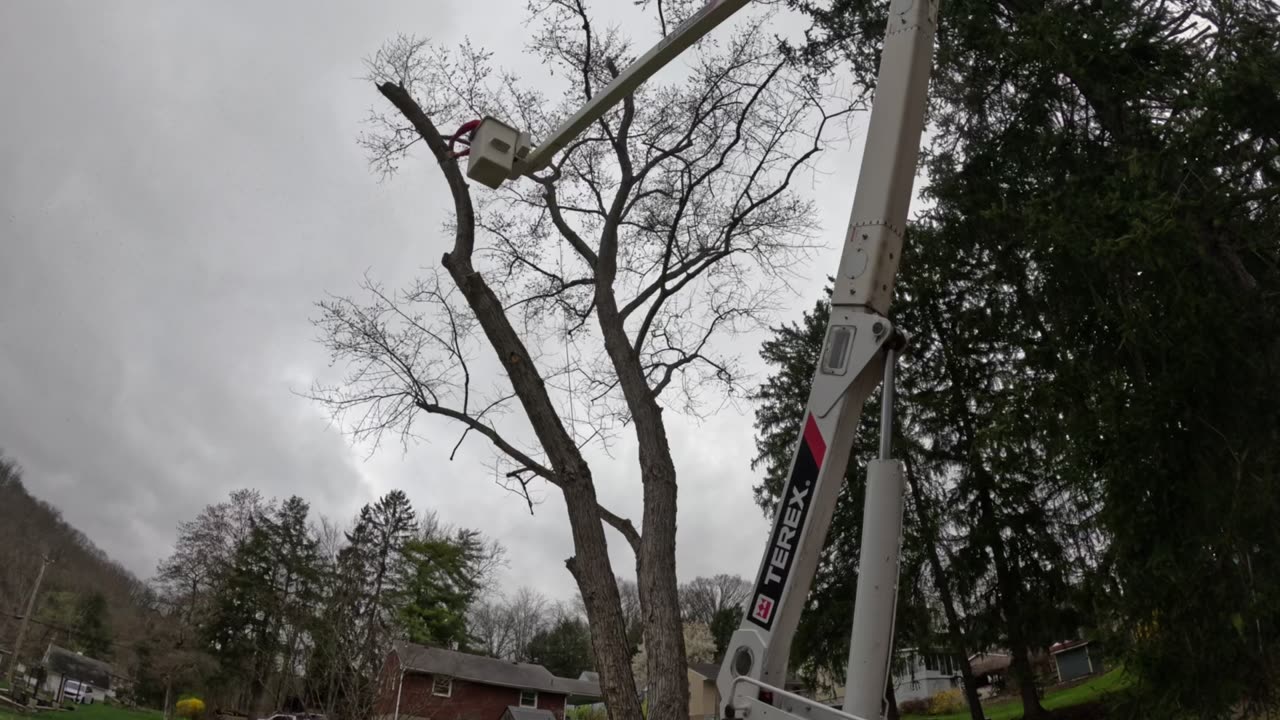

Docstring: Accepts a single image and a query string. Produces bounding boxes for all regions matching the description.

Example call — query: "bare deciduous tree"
[314,3,854,719]
[468,586,553,661]
[679,574,751,624]
[154,489,272,640]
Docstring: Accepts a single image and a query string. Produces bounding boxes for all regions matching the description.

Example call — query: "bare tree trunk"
[562,471,646,720]
[905,459,985,720]
[162,676,173,720]
[939,345,1043,720]
[276,625,301,711]
[596,246,687,720]
[976,488,1043,720]
[884,679,900,720]
[441,242,642,720]
[1009,643,1042,719]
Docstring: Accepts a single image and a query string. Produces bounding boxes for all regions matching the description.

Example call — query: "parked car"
[63,679,96,704]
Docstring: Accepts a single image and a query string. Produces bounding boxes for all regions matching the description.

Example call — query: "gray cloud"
[0,0,872,602]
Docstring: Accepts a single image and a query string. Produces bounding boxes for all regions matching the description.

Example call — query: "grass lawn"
[0,703,162,720]
[904,668,1130,720]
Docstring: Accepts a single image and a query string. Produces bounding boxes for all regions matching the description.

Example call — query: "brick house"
[375,642,602,720]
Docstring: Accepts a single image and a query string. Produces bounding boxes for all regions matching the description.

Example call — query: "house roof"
[42,644,112,689]
[689,663,721,681]
[553,677,605,698]
[394,643,601,698]
[968,652,1012,676]
[502,707,557,720]
[1049,640,1090,655]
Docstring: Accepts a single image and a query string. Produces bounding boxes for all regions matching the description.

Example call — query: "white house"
[890,648,961,703]
[40,644,115,703]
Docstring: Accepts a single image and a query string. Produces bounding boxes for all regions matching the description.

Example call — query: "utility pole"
[6,554,52,693]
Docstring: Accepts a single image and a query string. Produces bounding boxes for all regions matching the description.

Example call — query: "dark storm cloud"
[0,0,458,577]
[0,0,863,599]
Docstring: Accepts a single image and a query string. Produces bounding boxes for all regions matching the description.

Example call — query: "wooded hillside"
[0,452,155,683]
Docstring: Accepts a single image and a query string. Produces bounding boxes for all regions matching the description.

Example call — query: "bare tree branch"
[325,9,859,719]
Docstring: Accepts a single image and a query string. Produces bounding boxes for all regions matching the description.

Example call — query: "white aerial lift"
[457,1,938,718]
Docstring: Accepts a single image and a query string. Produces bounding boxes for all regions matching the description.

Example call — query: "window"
[432,676,452,697]
[519,690,537,708]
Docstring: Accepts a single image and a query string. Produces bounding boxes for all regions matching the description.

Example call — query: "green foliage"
[397,535,480,649]
[36,591,81,637]
[751,292,948,688]
[902,670,1131,720]
[528,617,594,679]
[174,697,205,720]
[709,606,740,661]
[566,705,608,720]
[781,0,1280,716]
[74,591,113,660]
[126,639,165,709]
[0,704,165,720]
[926,689,964,716]
[201,495,321,709]
[751,293,872,683]
[302,492,499,719]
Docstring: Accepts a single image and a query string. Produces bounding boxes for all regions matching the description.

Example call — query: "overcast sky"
[0,0,873,603]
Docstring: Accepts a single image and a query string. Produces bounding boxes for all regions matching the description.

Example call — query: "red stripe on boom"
[803,415,827,467]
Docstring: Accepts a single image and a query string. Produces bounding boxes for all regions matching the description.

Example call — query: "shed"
[1049,640,1100,683]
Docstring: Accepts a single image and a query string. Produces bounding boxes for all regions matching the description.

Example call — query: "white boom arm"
[716,1,938,719]
[463,0,752,189]
[459,1,940,718]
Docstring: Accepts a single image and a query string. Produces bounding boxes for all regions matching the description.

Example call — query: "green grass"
[0,702,162,720]
[903,668,1130,720]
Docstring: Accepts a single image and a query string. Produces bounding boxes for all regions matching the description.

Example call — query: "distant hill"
[0,451,153,673]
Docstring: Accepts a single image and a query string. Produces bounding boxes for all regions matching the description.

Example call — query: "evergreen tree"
[528,617,594,679]
[397,536,478,649]
[75,591,112,659]
[267,496,322,711]
[346,490,417,654]
[203,514,279,713]
[202,496,322,716]
[752,292,948,709]
[306,542,370,720]
[709,607,740,662]
[782,0,1280,714]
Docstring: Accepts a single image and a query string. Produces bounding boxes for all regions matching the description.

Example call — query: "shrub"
[897,698,929,715]
[926,689,965,715]
[176,697,206,720]
[567,706,608,720]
